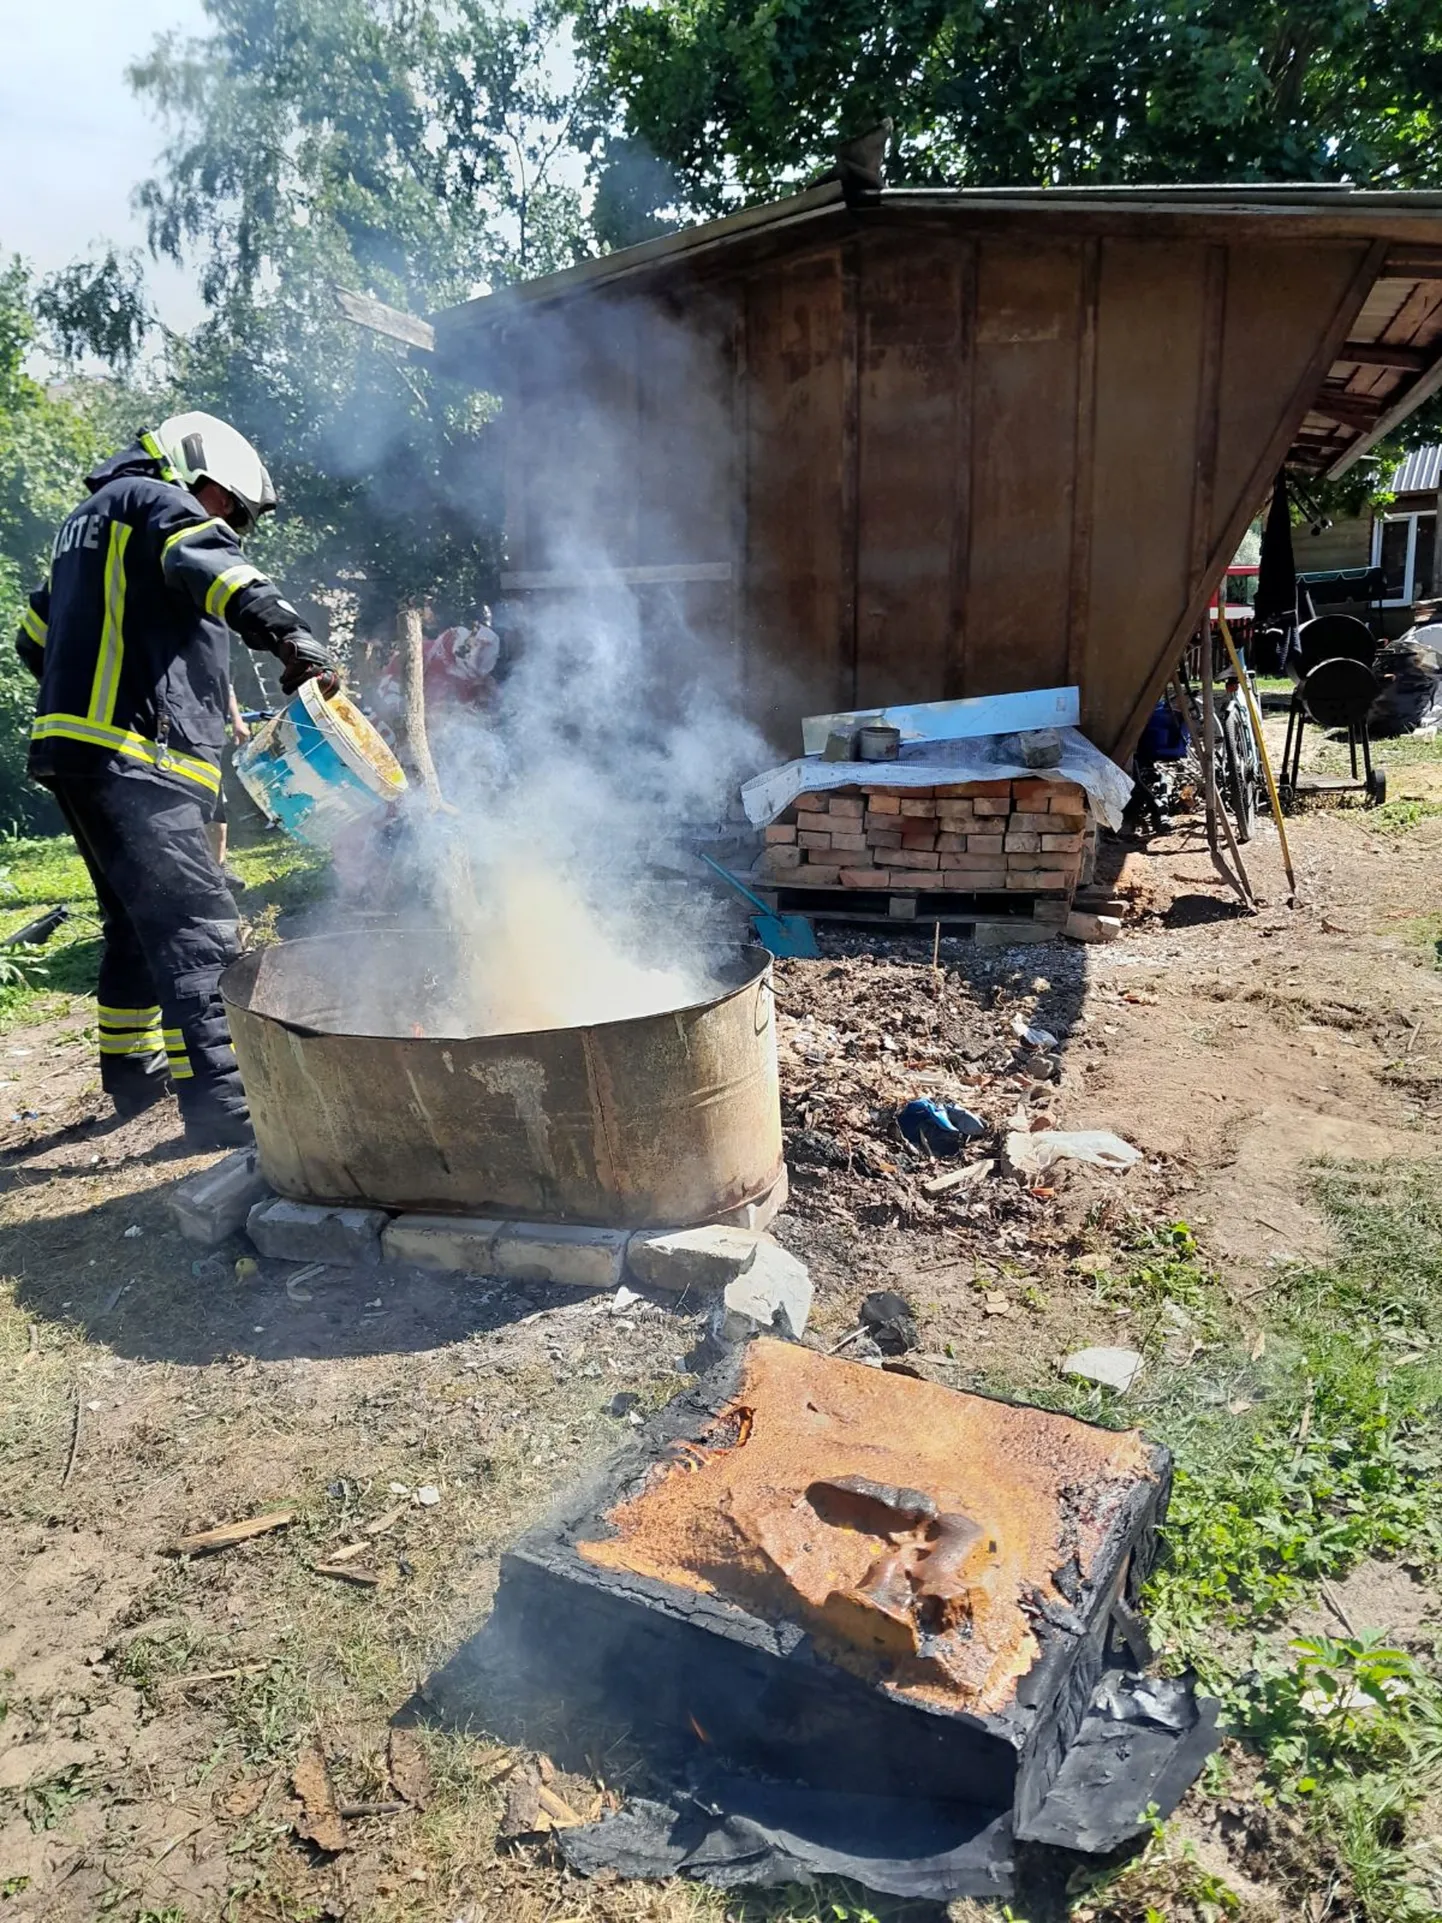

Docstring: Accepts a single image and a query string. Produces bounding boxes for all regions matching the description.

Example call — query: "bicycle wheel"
[1220,703,1257,842]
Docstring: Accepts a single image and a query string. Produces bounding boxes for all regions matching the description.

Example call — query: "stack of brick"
[757,779,1089,896]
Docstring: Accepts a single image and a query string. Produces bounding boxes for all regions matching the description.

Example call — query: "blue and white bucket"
[235,679,407,849]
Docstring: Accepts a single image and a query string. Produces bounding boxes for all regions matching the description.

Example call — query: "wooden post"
[396,602,443,808]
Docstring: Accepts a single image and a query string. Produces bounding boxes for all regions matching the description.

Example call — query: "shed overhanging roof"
[431,180,1442,486]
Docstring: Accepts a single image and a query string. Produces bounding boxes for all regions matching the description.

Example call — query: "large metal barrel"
[220,934,783,1228]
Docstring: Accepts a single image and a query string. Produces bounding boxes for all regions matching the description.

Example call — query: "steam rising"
[326,295,769,1038]
[389,574,767,1037]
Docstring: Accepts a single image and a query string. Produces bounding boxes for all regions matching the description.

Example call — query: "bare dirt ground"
[1,778,1440,1921]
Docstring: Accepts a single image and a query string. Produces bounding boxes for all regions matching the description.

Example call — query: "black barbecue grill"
[1277,614,1386,812]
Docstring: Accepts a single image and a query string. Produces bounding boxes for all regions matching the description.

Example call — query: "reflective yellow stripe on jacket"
[30,715,221,794]
[161,517,223,557]
[204,563,264,619]
[21,607,46,647]
[87,520,131,726]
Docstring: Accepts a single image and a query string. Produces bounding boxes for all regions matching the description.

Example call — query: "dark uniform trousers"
[46,769,246,1124]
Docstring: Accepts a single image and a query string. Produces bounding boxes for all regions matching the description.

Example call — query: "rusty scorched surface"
[579,1338,1159,1716]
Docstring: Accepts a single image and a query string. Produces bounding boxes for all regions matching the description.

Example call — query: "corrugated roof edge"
[433,180,1442,336]
[1390,444,1442,494]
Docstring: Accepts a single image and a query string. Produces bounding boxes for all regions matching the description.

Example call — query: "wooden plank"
[730,293,749,689]
[334,287,435,352]
[1312,389,1386,428]
[945,241,980,699]
[840,237,862,707]
[1082,239,1210,748]
[853,230,967,708]
[744,250,848,725]
[1065,239,1102,688]
[170,1510,295,1557]
[1188,246,1228,598]
[1339,341,1432,370]
[1382,251,1442,277]
[500,563,733,590]
[635,286,736,574]
[1114,239,1385,751]
[964,241,1085,699]
[1329,348,1442,474]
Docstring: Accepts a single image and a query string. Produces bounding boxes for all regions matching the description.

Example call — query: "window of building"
[1372,511,1438,606]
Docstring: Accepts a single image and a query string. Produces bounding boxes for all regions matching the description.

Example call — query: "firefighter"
[14,412,338,1149]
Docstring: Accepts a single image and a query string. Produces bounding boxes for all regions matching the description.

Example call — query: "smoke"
[325,294,771,1038]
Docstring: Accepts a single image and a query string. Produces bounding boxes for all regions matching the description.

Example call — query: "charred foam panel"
[427,1342,1175,1747]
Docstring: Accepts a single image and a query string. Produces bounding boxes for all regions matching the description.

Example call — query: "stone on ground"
[627,1224,760,1293]
[171,1148,271,1246]
[492,1223,629,1289]
[1066,910,1123,944]
[721,1236,812,1340]
[382,1214,629,1289]
[1063,1346,1144,1393]
[382,1214,504,1275]
[247,1197,388,1266]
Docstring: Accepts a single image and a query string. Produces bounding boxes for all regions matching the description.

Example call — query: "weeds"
[1370,798,1442,835]
[20,1762,87,1832]
[1136,1163,1442,1923]
[1070,1819,1245,1920]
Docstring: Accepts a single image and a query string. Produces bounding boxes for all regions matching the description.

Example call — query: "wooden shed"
[421,182,1442,758]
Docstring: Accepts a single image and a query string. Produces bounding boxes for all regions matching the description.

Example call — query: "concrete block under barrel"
[219,937,784,1228]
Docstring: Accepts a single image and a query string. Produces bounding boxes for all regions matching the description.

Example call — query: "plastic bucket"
[235,680,407,849]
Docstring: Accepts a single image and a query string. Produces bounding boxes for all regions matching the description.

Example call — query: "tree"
[0,259,165,831]
[570,0,1442,227]
[97,0,592,687]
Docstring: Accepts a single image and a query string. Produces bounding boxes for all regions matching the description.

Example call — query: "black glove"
[277,631,339,698]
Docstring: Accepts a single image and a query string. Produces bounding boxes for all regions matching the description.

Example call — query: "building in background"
[1302,444,1441,630]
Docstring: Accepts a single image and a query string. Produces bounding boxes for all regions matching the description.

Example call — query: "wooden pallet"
[756,883,1071,941]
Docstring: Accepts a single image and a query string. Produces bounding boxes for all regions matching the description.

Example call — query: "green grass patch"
[0,828,329,1030]
[1370,798,1442,834]
[1127,1167,1442,1922]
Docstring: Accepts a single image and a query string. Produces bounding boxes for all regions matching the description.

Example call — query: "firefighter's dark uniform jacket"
[16,433,311,797]
[13,434,314,1131]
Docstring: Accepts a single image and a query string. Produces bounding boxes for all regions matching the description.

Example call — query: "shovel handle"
[698,852,775,919]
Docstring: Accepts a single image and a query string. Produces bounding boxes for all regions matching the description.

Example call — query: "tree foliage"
[0,260,164,829]
[46,0,592,651]
[570,0,1442,228]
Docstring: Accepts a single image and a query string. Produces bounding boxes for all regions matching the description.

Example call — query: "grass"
[1117,1171,1442,1923]
[0,828,329,1030]
[1370,798,1442,834]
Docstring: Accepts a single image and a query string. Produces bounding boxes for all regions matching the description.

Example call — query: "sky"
[0,0,210,333]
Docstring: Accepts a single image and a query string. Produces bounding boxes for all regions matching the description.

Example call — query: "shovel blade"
[753,912,820,959]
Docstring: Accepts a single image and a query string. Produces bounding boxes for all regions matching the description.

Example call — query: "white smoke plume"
[329,297,771,1037]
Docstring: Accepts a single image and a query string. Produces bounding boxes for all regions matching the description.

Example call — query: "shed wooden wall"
[490,221,1381,758]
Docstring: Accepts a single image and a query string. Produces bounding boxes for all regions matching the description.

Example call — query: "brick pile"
[757,779,1089,896]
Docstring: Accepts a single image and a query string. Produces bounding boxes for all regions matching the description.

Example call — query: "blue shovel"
[699,853,820,959]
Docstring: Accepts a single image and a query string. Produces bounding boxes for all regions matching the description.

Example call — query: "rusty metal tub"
[220,934,783,1227]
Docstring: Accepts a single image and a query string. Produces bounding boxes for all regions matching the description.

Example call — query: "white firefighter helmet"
[153,411,277,530]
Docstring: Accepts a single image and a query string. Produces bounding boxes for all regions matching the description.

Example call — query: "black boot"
[181,1102,255,1152]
